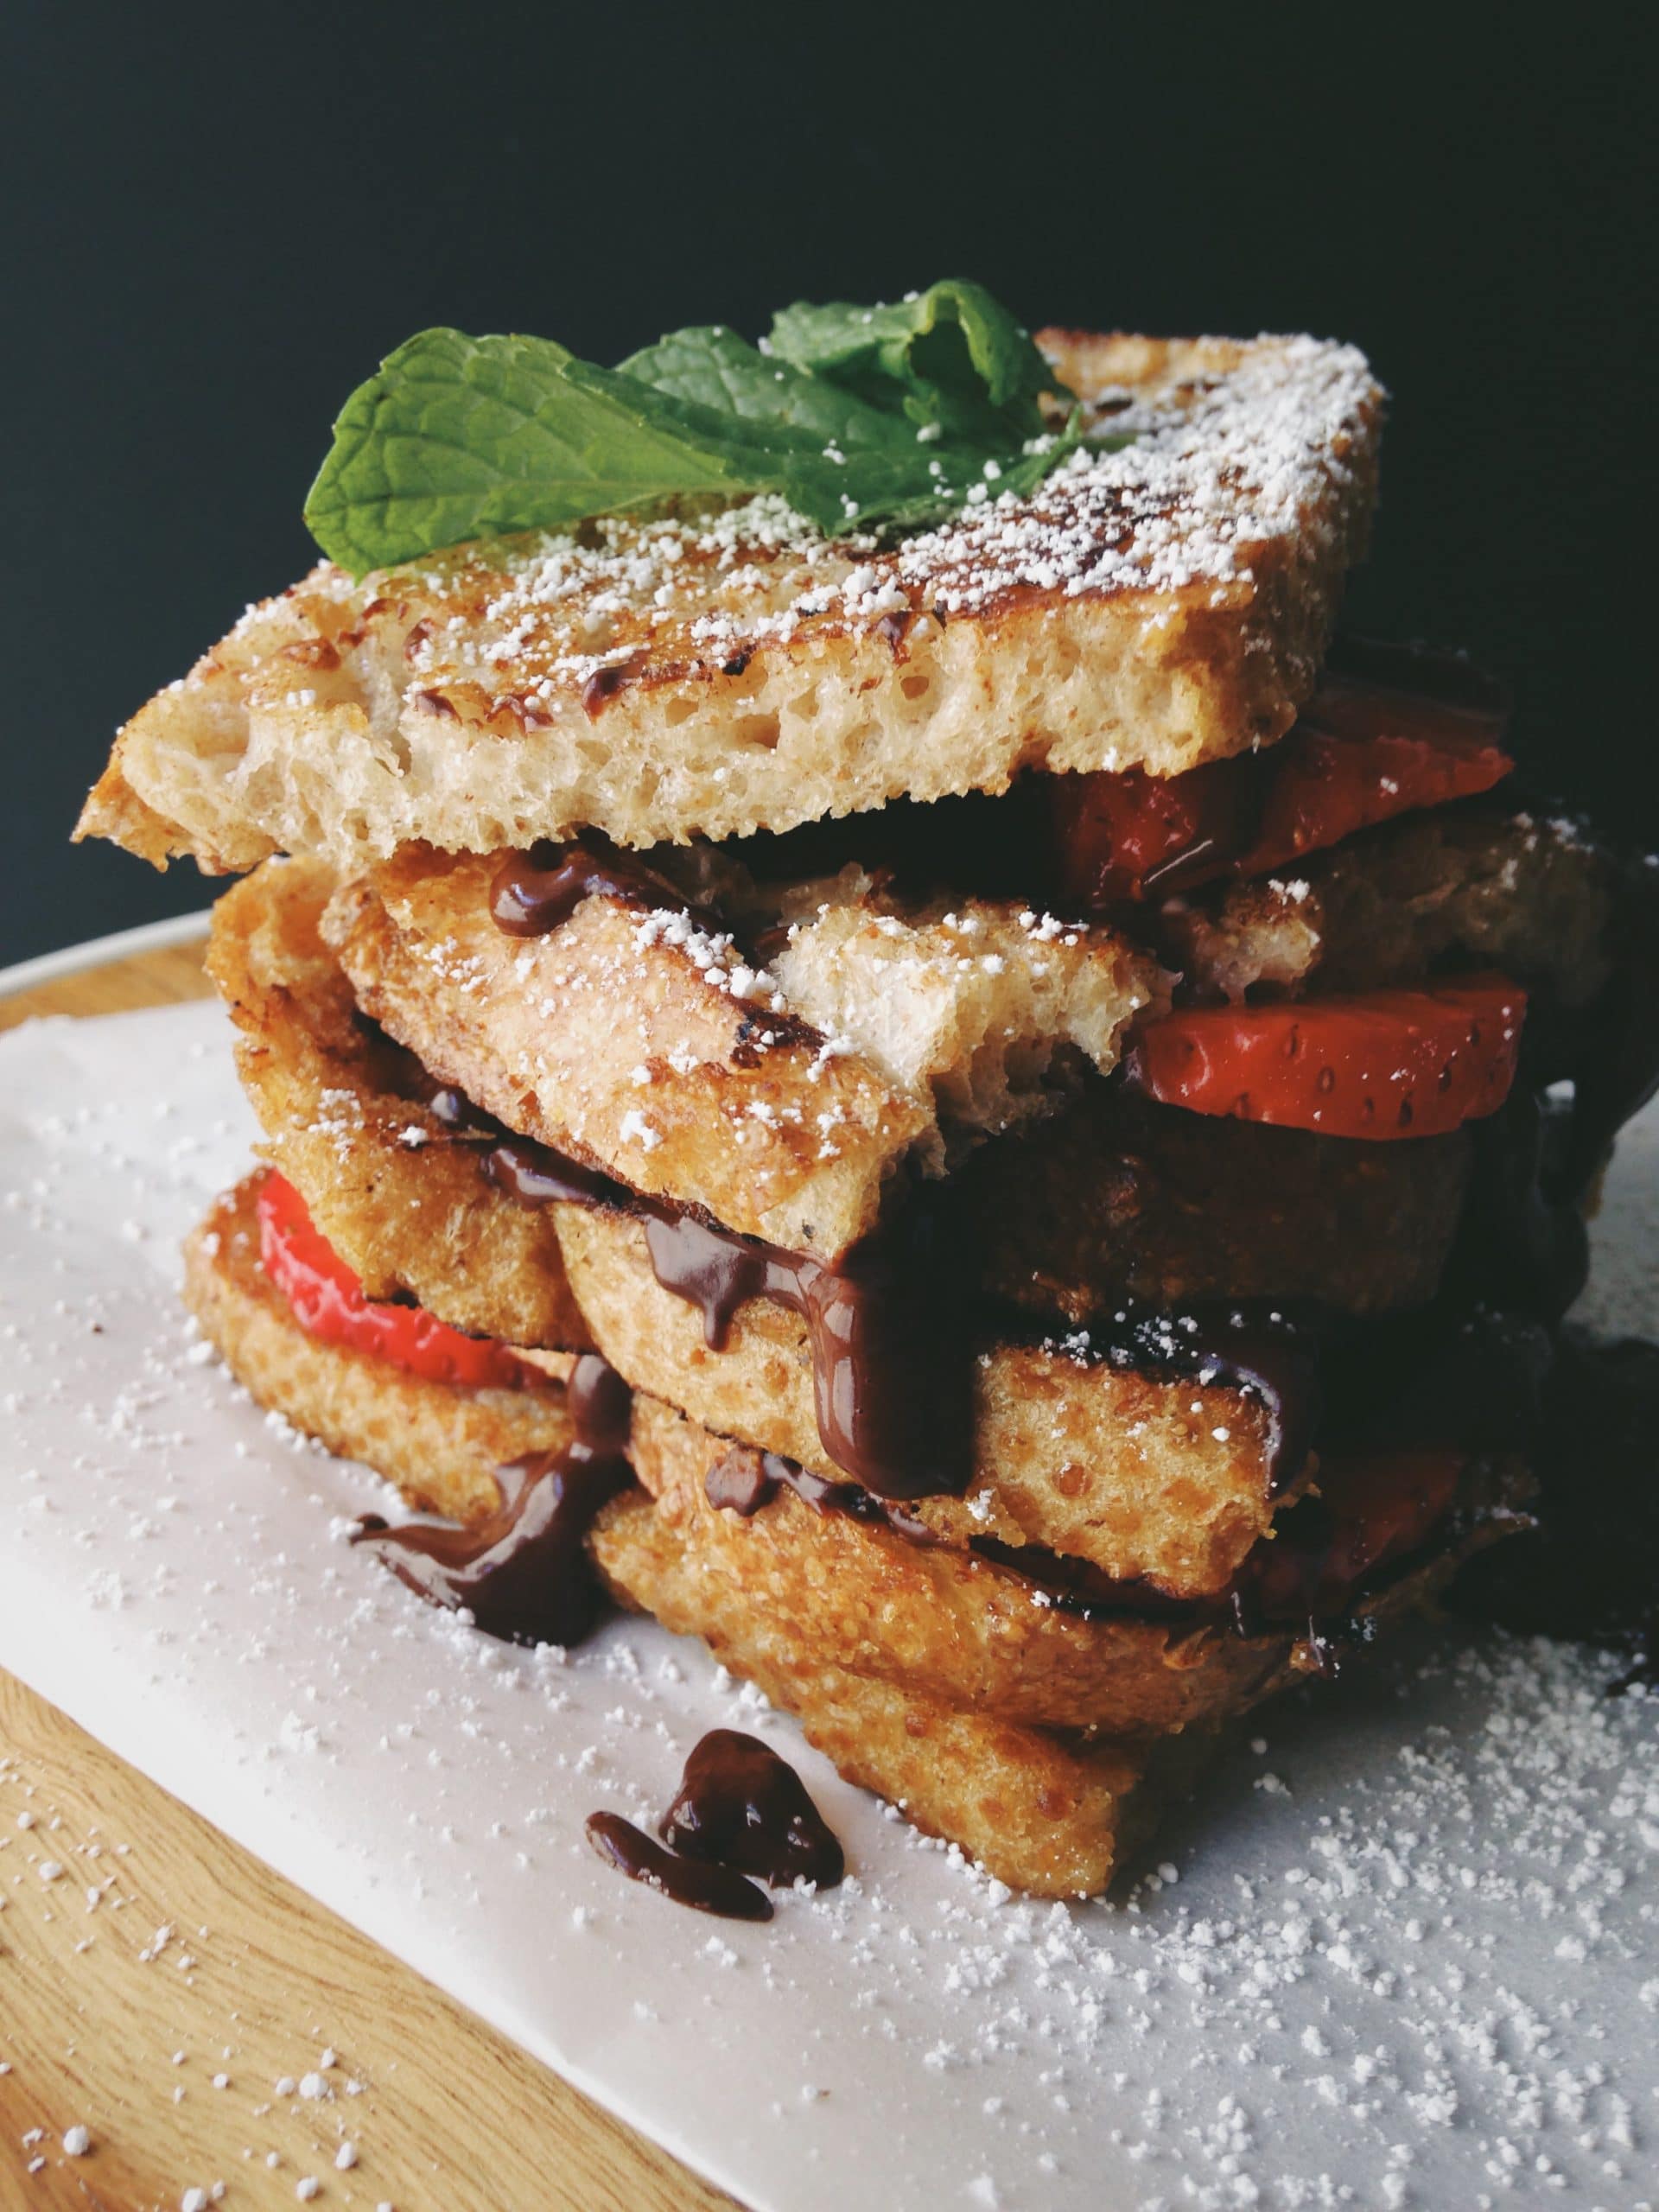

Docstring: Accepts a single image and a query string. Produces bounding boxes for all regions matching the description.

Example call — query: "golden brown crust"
[211,862,1300,1590]
[323,849,932,1261]
[181,1175,575,1522]
[626,1398,1293,1732]
[207,859,592,1350]
[626,1397,1519,1732]
[180,1180,1187,1894]
[76,332,1382,873]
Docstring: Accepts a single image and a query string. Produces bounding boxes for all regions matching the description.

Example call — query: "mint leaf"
[304,287,1093,575]
[303,328,748,575]
[767,279,1060,444]
[620,322,1060,534]
[619,324,857,442]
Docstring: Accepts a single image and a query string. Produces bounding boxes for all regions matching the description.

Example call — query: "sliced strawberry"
[1052,638,1512,906]
[1051,753,1259,906]
[257,1170,529,1390]
[1128,974,1526,1140]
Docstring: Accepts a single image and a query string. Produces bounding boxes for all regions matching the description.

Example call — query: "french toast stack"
[78,331,1656,1895]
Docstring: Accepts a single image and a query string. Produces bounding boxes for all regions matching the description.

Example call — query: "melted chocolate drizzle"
[705,1445,944,1546]
[489,835,709,938]
[485,1135,626,1213]
[583,1811,772,1922]
[350,1353,632,1646]
[660,1729,845,1890]
[488,1132,972,1503]
[644,1205,971,1501]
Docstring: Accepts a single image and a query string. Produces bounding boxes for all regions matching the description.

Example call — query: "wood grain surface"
[0,938,741,2212]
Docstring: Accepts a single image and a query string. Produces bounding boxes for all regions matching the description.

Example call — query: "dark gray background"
[5,2,1651,965]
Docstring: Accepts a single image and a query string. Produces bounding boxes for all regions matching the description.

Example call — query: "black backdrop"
[5,2,1651,964]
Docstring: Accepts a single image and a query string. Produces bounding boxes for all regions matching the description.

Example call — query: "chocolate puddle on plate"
[586,1729,846,1923]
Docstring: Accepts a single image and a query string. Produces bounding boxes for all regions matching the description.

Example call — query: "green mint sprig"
[302,280,1086,578]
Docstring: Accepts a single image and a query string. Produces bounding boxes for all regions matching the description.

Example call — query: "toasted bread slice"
[181,1181,1195,1895]
[626,1395,1519,1732]
[593,1486,1192,1897]
[208,859,593,1349]
[213,868,1300,1591]
[321,844,1159,1260]
[628,1397,1291,1733]
[76,333,1382,874]
[960,1084,1471,1322]
[181,1176,575,1521]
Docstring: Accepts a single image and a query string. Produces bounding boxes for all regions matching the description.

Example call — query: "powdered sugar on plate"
[1,999,1655,2212]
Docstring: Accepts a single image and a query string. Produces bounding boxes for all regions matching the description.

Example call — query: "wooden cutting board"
[0,938,741,2212]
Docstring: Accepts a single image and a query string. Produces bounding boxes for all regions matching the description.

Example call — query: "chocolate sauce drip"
[704,1446,944,1546]
[643,1215,798,1351]
[489,834,711,938]
[566,1349,634,1442]
[491,1123,969,1503]
[660,1729,845,1890]
[350,1352,632,1646]
[703,1447,779,1516]
[646,1204,970,1501]
[483,1135,631,1212]
[583,1811,772,1922]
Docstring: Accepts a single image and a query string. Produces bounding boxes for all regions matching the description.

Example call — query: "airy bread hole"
[900,673,931,702]
[734,713,781,751]
[664,696,699,726]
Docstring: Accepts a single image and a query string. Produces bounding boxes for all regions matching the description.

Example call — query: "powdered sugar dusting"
[287,334,1379,697]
